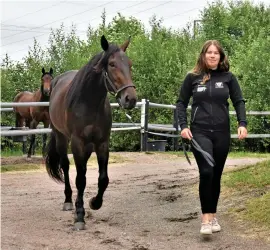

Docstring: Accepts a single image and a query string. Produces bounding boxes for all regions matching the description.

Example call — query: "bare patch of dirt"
[1,152,269,250]
[1,155,45,165]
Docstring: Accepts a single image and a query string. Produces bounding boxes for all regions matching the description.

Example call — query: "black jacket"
[176,70,247,131]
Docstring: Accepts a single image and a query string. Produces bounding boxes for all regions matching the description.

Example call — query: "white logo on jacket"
[215,82,224,88]
[197,86,207,92]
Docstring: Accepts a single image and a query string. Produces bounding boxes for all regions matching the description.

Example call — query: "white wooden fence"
[1,99,270,151]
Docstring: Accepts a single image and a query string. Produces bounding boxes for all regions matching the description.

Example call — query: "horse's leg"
[45,127,73,210]
[15,113,22,128]
[16,115,27,154]
[42,120,50,156]
[22,120,30,155]
[71,136,92,230]
[25,119,30,129]
[22,141,27,155]
[89,141,109,210]
[27,120,38,158]
[55,131,73,211]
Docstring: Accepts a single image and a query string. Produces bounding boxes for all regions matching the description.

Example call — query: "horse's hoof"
[89,197,103,210]
[74,222,85,231]
[63,202,73,211]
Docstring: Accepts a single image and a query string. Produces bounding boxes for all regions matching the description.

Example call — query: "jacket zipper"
[192,106,199,123]
[209,78,214,126]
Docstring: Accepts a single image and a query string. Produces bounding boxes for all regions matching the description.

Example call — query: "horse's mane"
[66,44,120,109]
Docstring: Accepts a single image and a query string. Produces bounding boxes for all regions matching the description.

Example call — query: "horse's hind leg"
[71,137,92,230]
[27,120,38,158]
[42,119,50,156]
[90,141,109,210]
[15,114,27,154]
[45,128,73,210]
[15,113,23,128]
[56,131,73,211]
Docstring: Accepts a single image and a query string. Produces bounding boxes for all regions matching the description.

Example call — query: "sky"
[1,0,270,62]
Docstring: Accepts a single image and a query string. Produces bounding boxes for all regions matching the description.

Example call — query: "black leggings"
[191,129,230,214]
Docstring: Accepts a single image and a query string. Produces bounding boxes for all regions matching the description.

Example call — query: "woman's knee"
[199,166,213,180]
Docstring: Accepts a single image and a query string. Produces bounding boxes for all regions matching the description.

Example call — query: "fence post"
[140,99,149,151]
[173,109,179,151]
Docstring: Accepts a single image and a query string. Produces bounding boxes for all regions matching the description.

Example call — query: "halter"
[102,70,135,99]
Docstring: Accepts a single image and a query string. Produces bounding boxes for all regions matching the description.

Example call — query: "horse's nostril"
[130,98,136,107]
[125,95,130,103]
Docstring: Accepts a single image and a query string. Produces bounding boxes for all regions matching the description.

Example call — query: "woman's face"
[205,44,220,69]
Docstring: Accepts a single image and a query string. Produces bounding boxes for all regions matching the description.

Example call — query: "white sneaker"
[212,218,221,232]
[200,222,212,235]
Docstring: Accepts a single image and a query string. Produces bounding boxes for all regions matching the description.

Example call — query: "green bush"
[1,1,269,152]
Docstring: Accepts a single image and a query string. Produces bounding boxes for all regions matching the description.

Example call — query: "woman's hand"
[238,126,248,140]
[181,128,193,140]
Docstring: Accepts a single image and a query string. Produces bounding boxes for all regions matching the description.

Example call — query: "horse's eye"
[109,62,115,67]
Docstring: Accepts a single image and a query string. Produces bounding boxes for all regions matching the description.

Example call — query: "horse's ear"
[49,68,53,75]
[101,35,109,51]
[120,36,131,52]
[42,67,45,74]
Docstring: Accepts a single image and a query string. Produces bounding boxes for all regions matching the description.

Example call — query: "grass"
[242,192,270,229]
[0,154,126,173]
[0,164,42,173]
[0,153,127,173]
[222,160,270,189]
[222,160,270,232]
[1,149,43,157]
[1,148,269,158]
[227,151,270,158]
[158,150,270,159]
[1,150,24,157]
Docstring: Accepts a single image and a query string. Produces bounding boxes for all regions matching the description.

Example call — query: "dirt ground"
[1,152,269,250]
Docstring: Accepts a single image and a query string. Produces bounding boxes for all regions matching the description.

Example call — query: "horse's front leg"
[27,120,38,158]
[71,136,92,230]
[90,141,109,210]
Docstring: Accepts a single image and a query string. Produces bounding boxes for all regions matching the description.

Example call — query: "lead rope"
[143,130,215,167]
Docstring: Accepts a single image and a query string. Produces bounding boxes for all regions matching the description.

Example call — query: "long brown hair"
[192,40,230,83]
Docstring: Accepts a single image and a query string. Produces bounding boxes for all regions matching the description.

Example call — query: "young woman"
[176,40,248,235]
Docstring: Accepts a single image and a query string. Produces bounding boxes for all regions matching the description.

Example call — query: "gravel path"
[1,152,269,250]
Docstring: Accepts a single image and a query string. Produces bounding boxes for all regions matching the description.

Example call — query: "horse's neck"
[34,89,49,102]
[81,74,107,108]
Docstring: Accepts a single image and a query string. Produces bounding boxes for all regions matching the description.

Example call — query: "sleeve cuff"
[180,123,188,130]
[238,121,247,128]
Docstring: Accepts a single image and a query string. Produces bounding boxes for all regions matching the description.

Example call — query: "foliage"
[1,0,269,152]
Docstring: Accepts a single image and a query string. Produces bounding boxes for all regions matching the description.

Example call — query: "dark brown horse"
[13,67,53,157]
[45,35,137,230]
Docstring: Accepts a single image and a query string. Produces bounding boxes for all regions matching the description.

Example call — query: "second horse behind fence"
[13,67,53,157]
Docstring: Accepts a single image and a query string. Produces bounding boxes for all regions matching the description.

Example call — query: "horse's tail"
[14,94,22,127]
[13,92,23,114]
[45,131,64,183]
[14,92,23,102]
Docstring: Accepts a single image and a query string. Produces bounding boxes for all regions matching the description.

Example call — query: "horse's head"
[41,67,53,96]
[97,35,137,109]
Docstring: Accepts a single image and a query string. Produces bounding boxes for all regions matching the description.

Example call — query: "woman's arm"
[176,73,193,130]
[229,73,247,127]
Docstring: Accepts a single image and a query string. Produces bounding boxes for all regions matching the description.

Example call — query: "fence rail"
[1,99,269,152]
